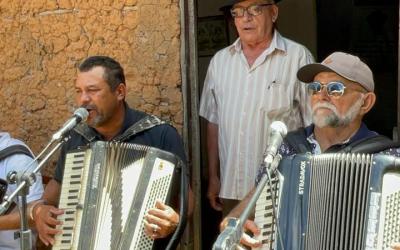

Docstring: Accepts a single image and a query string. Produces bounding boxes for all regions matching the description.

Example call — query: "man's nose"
[77,92,91,105]
[313,87,330,101]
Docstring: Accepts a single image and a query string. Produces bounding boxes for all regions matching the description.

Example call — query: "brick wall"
[0,0,183,176]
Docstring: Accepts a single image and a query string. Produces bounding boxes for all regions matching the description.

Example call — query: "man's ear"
[115,83,126,101]
[271,5,279,22]
[359,92,376,115]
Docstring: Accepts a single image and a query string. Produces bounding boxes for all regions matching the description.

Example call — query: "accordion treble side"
[254,153,400,250]
[52,141,182,250]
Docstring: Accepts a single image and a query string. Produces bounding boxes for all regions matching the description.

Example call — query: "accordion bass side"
[254,153,400,250]
[52,141,182,250]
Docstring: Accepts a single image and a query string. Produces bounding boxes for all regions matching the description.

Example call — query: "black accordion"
[52,141,182,250]
[254,153,400,250]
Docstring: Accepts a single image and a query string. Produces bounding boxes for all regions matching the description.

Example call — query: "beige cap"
[297,52,374,92]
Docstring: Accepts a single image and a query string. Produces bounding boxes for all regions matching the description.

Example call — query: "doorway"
[193,0,399,249]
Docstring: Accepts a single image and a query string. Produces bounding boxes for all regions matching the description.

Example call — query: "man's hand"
[219,218,262,248]
[240,220,262,248]
[392,243,400,249]
[207,176,223,211]
[33,204,64,246]
[144,200,179,239]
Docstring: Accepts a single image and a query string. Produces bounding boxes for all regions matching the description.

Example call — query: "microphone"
[51,108,89,141]
[264,121,288,165]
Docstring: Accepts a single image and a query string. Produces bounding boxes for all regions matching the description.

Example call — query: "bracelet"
[28,199,46,221]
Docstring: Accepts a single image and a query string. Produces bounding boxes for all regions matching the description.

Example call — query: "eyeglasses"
[307,81,347,97]
[230,3,273,18]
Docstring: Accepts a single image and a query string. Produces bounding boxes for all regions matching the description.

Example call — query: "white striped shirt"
[199,31,314,199]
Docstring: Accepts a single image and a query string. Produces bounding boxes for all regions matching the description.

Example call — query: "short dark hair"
[79,56,126,91]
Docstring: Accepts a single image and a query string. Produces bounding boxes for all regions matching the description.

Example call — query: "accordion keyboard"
[53,151,91,250]
[253,173,281,250]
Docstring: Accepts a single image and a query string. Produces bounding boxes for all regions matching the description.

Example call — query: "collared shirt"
[0,132,43,250]
[199,30,314,199]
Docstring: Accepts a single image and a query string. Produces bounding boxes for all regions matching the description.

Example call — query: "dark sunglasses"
[307,81,347,97]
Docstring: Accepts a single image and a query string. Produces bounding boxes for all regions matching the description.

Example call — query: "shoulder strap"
[73,123,98,143]
[339,135,400,154]
[283,127,313,154]
[0,145,33,161]
[73,114,167,143]
[113,114,166,142]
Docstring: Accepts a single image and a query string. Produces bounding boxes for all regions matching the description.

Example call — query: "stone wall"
[0,0,183,176]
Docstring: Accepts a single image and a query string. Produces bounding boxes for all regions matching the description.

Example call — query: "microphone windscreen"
[270,121,288,137]
[74,108,89,122]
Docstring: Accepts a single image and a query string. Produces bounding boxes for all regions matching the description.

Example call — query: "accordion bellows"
[254,153,400,250]
[52,141,181,250]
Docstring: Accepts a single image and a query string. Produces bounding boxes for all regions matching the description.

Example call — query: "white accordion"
[52,141,182,250]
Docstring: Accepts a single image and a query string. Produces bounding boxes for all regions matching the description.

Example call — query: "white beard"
[312,97,364,128]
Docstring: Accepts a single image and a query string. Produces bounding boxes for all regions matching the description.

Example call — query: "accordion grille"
[305,153,372,250]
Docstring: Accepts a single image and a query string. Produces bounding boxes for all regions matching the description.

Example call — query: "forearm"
[207,122,220,178]
[42,179,61,206]
[227,188,256,218]
[0,208,20,230]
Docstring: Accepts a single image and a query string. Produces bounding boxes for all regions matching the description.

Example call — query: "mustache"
[80,104,97,111]
[312,102,338,114]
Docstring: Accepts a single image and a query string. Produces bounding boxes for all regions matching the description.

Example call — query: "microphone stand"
[212,155,282,250]
[0,136,69,250]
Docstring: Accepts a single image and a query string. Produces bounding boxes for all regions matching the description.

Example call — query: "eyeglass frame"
[306,81,351,98]
[230,3,274,18]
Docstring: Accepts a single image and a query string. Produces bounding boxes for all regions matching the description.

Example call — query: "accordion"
[254,153,400,250]
[52,141,182,250]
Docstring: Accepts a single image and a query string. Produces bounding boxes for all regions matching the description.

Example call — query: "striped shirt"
[199,31,314,199]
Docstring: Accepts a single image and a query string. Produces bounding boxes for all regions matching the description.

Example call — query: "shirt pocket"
[261,80,292,120]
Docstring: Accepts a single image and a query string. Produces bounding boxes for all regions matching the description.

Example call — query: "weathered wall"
[0,0,183,176]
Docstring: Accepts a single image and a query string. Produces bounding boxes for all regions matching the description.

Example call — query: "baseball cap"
[220,0,281,11]
[297,52,374,92]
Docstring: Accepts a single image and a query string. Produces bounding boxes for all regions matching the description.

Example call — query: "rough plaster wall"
[0,0,183,177]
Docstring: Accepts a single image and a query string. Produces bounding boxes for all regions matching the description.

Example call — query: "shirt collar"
[229,29,287,54]
[305,122,378,150]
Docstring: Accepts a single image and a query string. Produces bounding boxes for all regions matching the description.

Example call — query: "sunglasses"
[230,3,273,18]
[307,81,348,97]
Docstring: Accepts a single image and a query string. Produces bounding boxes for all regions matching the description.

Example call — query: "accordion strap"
[0,144,33,161]
[284,128,400,154]
[113,114,166,142]
[73,114,166,143]
[336,134,400,154]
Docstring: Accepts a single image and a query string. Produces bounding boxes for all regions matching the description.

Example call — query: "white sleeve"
[199,58,219,124]
[4,154,44,203]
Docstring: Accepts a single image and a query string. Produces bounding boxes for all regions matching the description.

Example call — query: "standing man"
[199,0,313,214]
[31,56,192,249]
[0,132,43,249]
